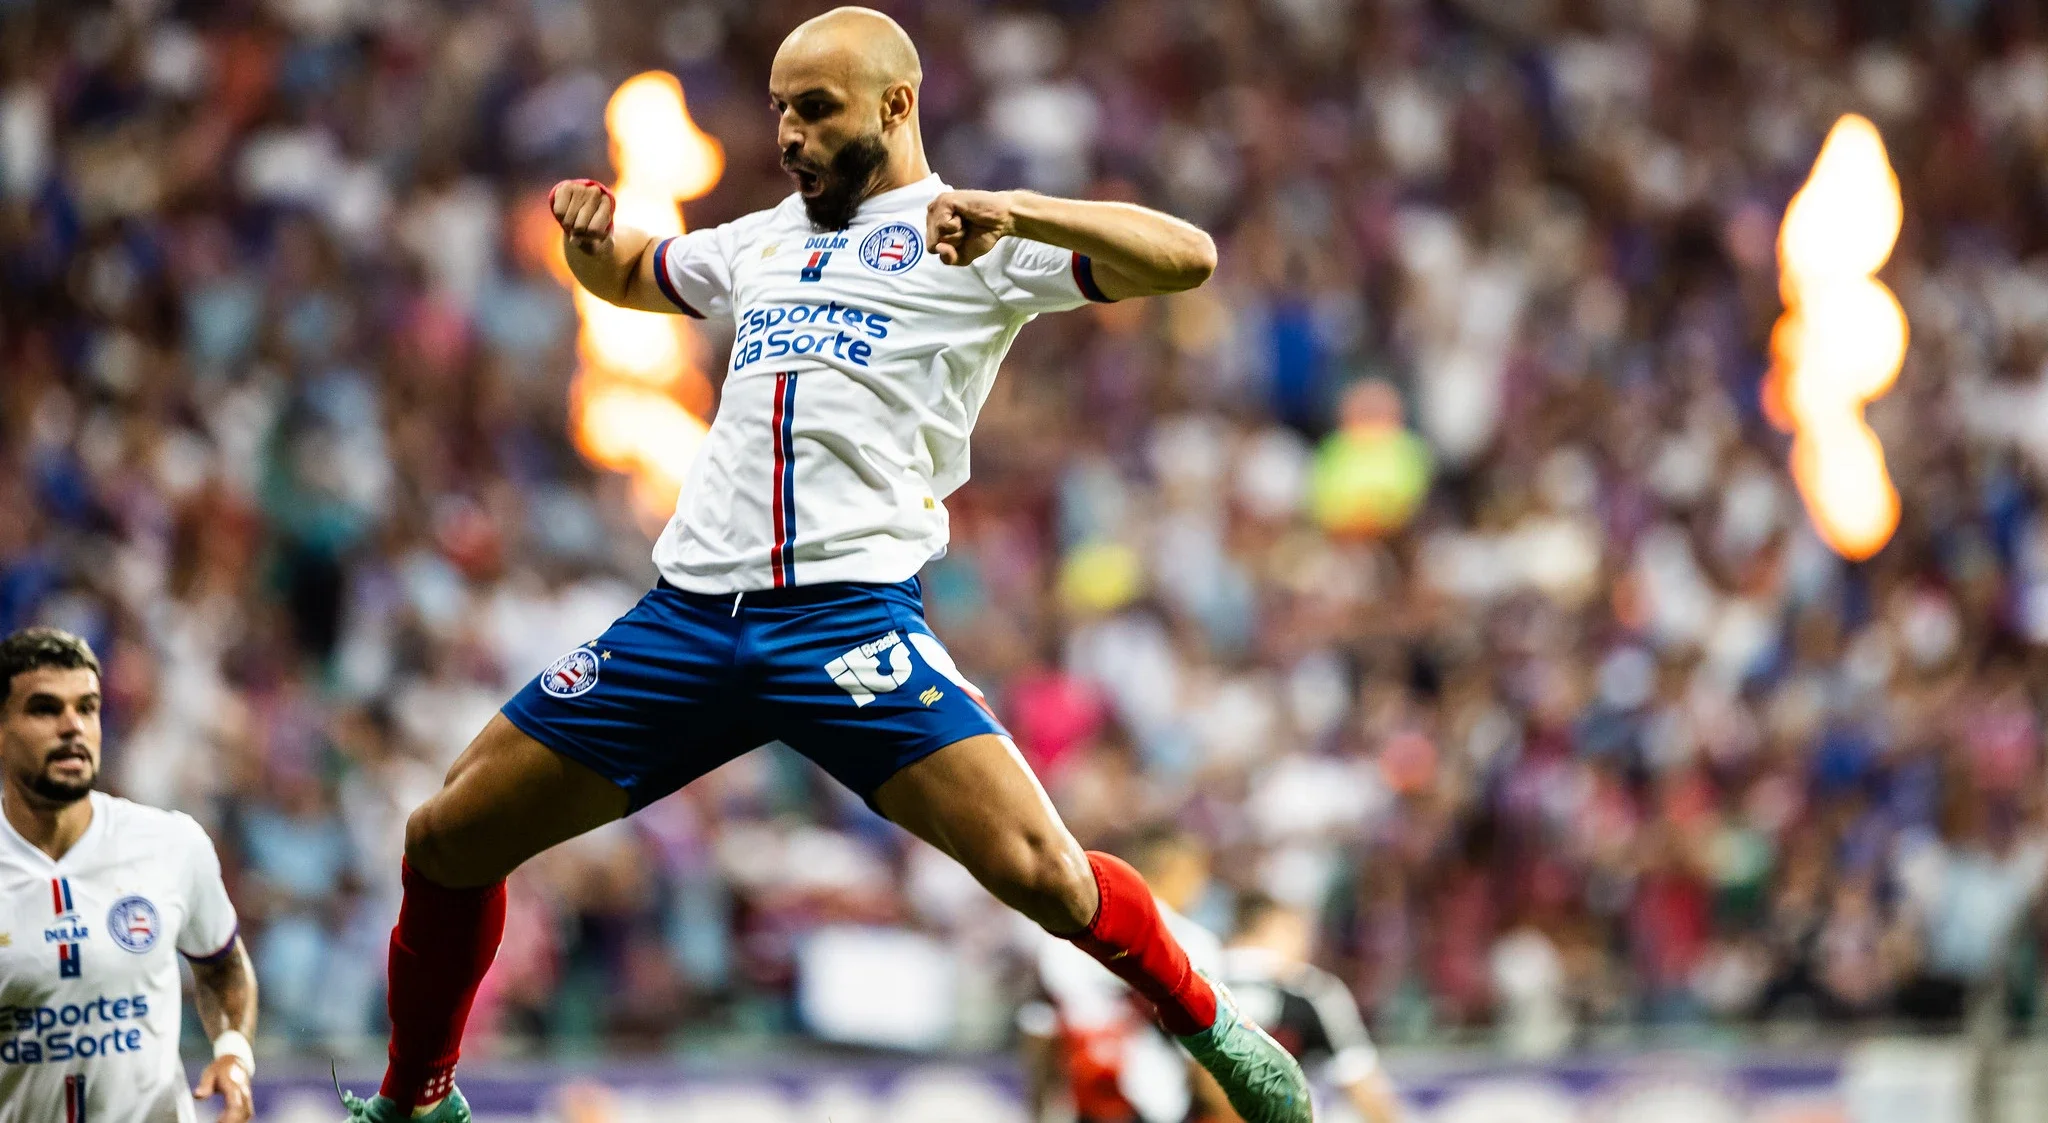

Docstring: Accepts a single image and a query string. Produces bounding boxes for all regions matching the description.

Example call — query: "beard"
[786,132,890,231]
[26,753,94,805]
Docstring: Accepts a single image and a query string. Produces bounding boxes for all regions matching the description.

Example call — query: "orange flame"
[556,71,725,530]
[1770,114,1906,561]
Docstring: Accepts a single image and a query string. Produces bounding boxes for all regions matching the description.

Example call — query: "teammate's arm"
[550,179,694,314]
[1301,968,1402,1123]
[1343,1070,1405,1123]
[926,190,1217,299]
[189,936,258,1123]
[1015,1003,1061,1123]
[1189,1057,1235,1122]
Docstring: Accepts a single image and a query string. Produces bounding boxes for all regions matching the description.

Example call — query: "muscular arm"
[189,937,258,1123]
[551,179,693,313]
[190,936,257,1041]
[1007,193,1217,298]
[926,190,1217,299]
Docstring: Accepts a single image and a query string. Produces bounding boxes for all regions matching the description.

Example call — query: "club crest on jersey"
[107,896,159,954]
[860,222,922,274]
[541,647,602,699]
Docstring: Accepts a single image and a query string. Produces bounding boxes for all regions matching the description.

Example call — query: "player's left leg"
[870,735,1313,1123]
[760,580,1308,1123]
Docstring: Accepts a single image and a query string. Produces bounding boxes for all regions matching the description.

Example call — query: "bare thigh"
[871,734,1099,933]
[403,713,631,888]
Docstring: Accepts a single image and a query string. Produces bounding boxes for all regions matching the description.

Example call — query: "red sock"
[1064,851,1219,1036]
[379,859,507,1109]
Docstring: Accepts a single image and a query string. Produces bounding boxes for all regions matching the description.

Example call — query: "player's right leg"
[341,717,627,1123]
[342,582,755,1123]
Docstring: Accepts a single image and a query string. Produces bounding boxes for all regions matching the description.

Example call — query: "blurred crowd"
[9,0,2048,1059]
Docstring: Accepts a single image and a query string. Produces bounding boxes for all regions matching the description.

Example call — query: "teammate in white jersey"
[341,10,1309,1123]
[0,628,256,1123]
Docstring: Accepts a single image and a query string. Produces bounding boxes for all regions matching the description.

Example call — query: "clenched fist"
[926,189,1018,266]
[550,178,615,250]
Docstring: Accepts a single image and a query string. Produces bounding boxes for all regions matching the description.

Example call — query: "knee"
[978,831,1098,933]
[402,801,453,882]
[402,796,504,888]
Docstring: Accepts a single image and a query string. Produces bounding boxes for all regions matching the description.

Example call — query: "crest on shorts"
[107,895,159,954]
[860,223,923,274]
[541,647,602,698]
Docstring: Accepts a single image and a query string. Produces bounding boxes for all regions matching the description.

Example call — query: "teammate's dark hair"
[1126,824,1200,879]
[1232,889,1295,936]
[0,628,101,706]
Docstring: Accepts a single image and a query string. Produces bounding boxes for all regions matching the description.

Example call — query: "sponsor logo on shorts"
[541,647,602,699]
[106,897,158,954]
[824,630,914,706]
[906,633,983,696]
[860,222,922,274]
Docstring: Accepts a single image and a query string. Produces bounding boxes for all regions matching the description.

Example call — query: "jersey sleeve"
[174,815,239,961]
[974,236,1118,315]
[648,221,740,321]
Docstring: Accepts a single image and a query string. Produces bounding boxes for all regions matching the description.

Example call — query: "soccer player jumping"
[340,8,1311,1122]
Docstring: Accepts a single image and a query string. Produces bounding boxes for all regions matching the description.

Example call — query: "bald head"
[777,7,922,94]
[770,6,930,230]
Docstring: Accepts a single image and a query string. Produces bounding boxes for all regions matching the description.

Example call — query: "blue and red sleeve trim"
[182,924,239,965]
[1071,252,1116,303]
[651,237,706,318]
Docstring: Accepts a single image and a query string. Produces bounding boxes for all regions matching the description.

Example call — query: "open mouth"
[45,749,90,771]
[787,166,823,197]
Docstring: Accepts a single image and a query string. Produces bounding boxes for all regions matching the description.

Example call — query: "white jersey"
[649,174,1113,593]
[0,792,238,1123]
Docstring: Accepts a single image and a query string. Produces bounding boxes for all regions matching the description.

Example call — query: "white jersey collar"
[0,788,108,869]
[853,173,945,219]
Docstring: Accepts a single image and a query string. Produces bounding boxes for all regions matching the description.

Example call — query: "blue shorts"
[500,578,1007,810]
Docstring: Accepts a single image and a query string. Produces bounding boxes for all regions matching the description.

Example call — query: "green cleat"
[337,1086,472,1123]
[1177,975,1315,1123]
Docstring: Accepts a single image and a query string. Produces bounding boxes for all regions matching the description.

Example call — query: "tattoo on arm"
[189,937,258,1040]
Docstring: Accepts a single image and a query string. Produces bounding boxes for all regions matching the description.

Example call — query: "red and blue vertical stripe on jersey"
[52,878,81,978]
[64,1073,87,1122]
[800,250,831,282]
[769,372,799,587]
